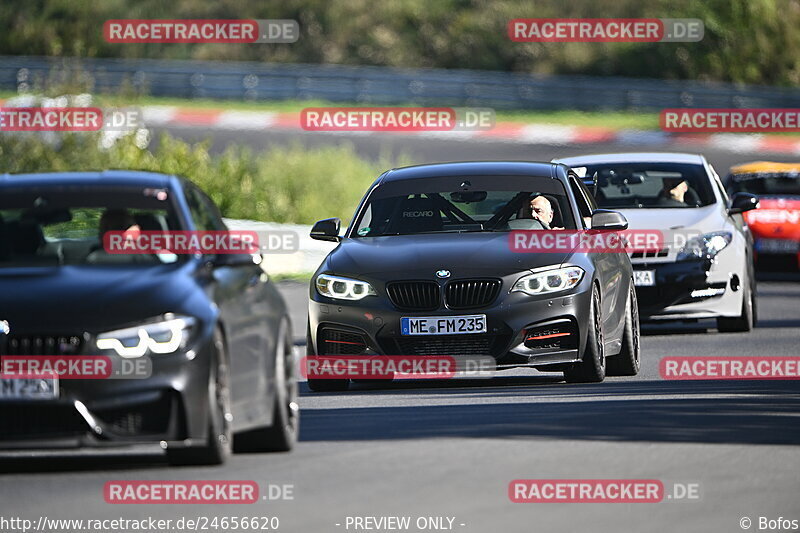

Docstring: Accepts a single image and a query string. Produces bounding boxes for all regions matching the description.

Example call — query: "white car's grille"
[629,247,669,260]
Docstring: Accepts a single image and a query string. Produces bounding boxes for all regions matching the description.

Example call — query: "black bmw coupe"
[306,161,640,391]
[0,171,298,464]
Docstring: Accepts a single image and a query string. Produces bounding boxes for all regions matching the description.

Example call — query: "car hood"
[0,263,198,334]
[744,198,800,240]
[616,205,724,247]
[327,233,572,278]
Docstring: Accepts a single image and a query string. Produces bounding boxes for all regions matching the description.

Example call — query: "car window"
[708,164,729,204]
[185,186,221,231]
[196,189,227,230]
[0,190,181,267]
[569,176,594,228]
[575,178,599,212]
[352,175,575,236]
[728,172,800,197]
[577,162,717,209]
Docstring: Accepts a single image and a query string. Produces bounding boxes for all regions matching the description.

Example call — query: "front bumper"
[0,343,213,450]
[633,257,742,320]
[308,277,594,370]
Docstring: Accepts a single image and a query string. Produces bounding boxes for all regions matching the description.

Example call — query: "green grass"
[270,272,315,283]
[0,131,409,225]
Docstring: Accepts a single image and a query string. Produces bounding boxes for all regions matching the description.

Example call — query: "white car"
[553,153,759,332]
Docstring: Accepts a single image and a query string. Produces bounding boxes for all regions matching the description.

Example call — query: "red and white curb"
[141,106,800,155]
[4,100,799,155]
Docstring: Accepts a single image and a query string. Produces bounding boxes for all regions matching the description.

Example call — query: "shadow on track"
[756,271,800,283]
[0,449,167,474]
[640,321,713,336]
[299,379,800,446]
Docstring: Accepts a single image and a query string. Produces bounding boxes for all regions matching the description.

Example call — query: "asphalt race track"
[1,130,799,532]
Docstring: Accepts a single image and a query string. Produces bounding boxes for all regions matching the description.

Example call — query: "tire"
[752,283,758,326]
[717,282,754,333]
[564,285,606,383]
[167,328,232,466]
[234,320,299,452]
[606,283,641,376]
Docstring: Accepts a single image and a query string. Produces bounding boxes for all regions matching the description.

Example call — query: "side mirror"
[728,193,759,215]
[310,218,341,242]
[590,209,628,231]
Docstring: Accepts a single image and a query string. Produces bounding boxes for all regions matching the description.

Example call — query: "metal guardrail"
[1,55,800,111]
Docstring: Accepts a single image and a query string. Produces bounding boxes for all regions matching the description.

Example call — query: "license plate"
[401,315,487,336]
[0,377,59,400]
[633,270,656,287]
[756,239,800,254]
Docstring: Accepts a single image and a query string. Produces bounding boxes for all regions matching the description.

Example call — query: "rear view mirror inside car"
[450,191,488,203]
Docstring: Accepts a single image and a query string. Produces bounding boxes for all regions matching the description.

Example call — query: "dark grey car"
[306,162,639,391]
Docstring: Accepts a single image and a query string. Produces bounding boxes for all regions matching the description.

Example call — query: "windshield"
[352,175,575,237]
[728,173,800,197]
[572,163,716,209]
[0,188,183,267]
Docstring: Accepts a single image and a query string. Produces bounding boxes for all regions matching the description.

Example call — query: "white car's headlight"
[316,274,377,301]
[512,266,585,296]
[96,314,196,358]
[677,231,732,261]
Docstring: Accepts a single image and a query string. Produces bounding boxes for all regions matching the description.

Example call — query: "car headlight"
[96,314,196,358]
[512,266,585,296]
[315,274,377,301]
[676,231,732,261]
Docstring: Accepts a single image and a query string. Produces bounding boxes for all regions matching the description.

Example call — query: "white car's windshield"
[573,163,716,209]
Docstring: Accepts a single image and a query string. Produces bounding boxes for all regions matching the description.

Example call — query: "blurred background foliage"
[0,133,406,224]
[1,0,799,85]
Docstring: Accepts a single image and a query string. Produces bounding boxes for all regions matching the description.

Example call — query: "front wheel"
[564,285,606,383]
[167,328,232,466]
[234,319,299,452]
[606,283,641,376]
[717,283,754,333]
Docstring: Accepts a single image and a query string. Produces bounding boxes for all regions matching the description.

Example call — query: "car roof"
[0,170,179,189]
[380,161,561,183]
[729,161,800,175]
[553,152,706,166]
